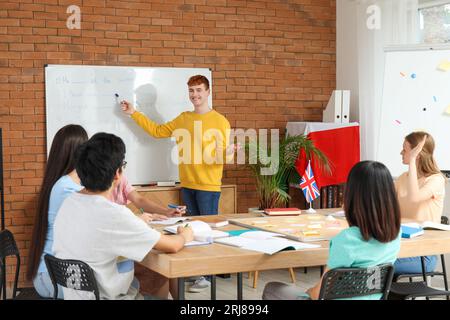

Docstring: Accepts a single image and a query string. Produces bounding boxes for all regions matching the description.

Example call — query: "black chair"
[44,254,100,300]
[389,281,450,300]
[0,229,43,299]
[318,263,394,300]
[389,216,450,300]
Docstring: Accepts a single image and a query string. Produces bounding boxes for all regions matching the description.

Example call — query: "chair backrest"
[318,263,395,300]
[44,254,100,300]
[0,229,21,299]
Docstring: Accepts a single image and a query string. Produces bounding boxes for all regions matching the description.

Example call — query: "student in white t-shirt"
[53,132,193,300]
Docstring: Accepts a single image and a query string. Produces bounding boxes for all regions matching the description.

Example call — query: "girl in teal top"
[263,161,402,300]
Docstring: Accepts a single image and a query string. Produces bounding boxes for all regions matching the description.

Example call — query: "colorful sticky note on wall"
[433,96,437,102]
[400,72,406,77]
[411,73,417,79]
[445,105,450,115]
[437,60,450,72]
[395,120,402,125]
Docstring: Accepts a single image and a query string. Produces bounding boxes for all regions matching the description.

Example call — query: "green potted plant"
[245,134,329,210]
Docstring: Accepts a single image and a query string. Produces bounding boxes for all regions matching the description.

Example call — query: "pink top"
[110,174,135,205]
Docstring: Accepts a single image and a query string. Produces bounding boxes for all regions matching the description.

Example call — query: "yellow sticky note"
[303,230,320,236]
[307,215,322,220]
[437,60,450,72]
[445,105,450,115]
[308,224,323,229]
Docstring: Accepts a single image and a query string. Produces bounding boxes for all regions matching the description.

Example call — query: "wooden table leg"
[252,271,259,288]
[289,268,296,283]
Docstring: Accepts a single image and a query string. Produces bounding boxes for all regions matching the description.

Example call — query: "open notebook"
[150,217,189,225]
[215,230,321,255]
[164,220,229,246]
[402,221,450,231]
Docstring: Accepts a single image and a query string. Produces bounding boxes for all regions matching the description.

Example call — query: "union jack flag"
[300,161,320,203]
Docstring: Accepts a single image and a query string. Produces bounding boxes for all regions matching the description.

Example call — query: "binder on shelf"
[323,90,342,123]
[341,90,350,123]
[323,90,351,124]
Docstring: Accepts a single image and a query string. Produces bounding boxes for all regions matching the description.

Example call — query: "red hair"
[187,75,209,90]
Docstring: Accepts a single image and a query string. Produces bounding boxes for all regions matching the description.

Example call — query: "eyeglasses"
[122,160,127,169]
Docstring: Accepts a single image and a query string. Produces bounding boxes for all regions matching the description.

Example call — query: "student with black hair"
[27,124,89,299]
[52,133,193,300]
[262,161,401,300]
[26,126,184,299]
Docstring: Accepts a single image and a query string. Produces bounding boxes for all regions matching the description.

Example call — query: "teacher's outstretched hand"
[120,100,136,115]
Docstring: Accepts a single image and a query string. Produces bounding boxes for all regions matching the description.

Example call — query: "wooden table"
[140,210,450,300]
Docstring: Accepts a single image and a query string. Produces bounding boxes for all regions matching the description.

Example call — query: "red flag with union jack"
[300,161,320,203]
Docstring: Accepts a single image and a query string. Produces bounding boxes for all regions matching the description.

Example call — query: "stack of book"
[320,184,345,209]
[263,208,302,216]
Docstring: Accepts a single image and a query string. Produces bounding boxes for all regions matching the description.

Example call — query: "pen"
[169,204,189,214]
[139,208,144,214]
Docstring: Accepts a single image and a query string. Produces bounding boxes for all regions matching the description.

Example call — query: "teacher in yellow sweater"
[120,75,231,217]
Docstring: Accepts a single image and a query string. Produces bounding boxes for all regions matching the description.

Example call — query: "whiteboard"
[45,65,212,185]
[376,48,450,177]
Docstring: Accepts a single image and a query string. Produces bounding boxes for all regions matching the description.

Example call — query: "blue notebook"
[401,225,424,239]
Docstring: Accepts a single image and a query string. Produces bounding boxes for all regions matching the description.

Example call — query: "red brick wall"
[0,0,335,288]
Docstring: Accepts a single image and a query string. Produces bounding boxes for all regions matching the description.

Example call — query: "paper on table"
[214,236,259,248]
[164,220,229,243]
[239,230,285,240]
[252,220,269,224]
[218,237,321,255]
[282,239,321,250]
[185,240,212,247]
[402,221,450,231]
[150,217,189,225]
[164,220,210,234]
[279,228,294,233]
[306,215,323,220]
[194,230,229,242]
[330,210,345,217]
[215,235,320,253]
